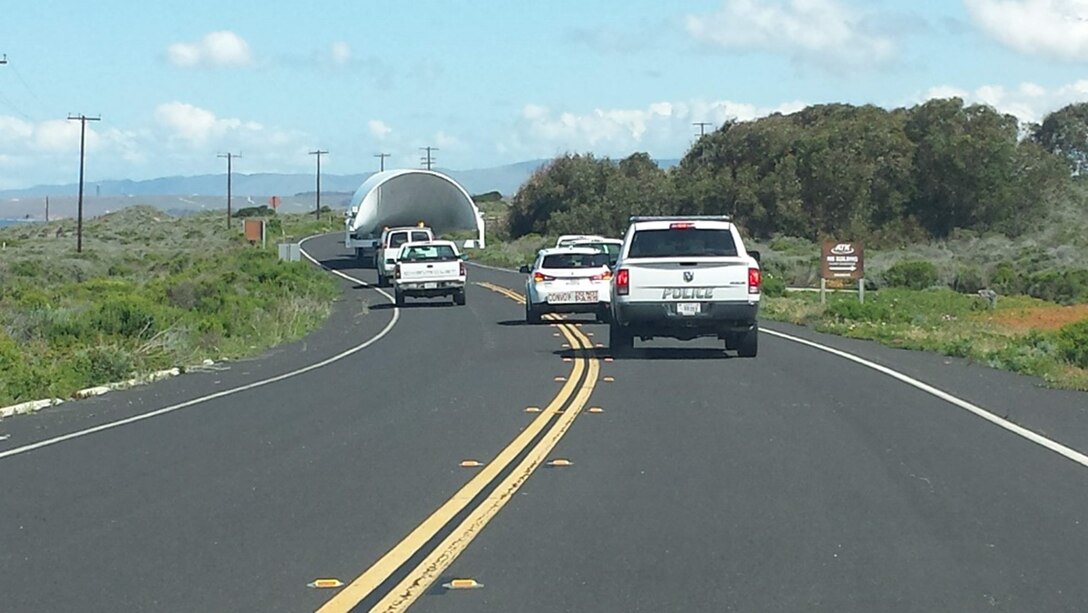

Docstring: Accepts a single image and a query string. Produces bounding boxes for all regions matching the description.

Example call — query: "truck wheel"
[525,302,541,324]
[454,289,466,306]
[377,271,387,287]
[394,289,405,307]
[609,321,634,356]
[736,326,758,358]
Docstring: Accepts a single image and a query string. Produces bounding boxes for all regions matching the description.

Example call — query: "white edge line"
[763,328,1088,469]
[0,234,399,460]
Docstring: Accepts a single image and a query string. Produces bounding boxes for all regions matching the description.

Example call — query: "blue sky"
[1,0,1087,189]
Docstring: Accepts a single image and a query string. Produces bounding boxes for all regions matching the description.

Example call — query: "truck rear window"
[411,231,431,242]
[628,228,737,258]
[401,245,458,261]
[389,232,410,248]
[541,253,610,269]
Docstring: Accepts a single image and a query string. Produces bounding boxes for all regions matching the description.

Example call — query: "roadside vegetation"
[0,206,341,406]
[472,98,1088,389]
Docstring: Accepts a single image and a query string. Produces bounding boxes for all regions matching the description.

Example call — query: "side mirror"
[748,250,761,264]
[459,253,468,261]
[519,265,531,274]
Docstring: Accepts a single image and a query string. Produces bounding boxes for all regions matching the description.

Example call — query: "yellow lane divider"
[317,283,599,612]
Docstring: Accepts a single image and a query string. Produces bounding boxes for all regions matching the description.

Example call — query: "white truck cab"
[376,226,435,287]
[609,216,761,357]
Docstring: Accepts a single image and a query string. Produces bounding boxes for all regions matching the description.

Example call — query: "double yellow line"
[318,283,599,612]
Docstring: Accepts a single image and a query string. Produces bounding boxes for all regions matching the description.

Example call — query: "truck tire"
[394,289,405,307]
[525,302,541,324]
[377,271,387,287]
[609,321,634,356]
[454,289,466,306]
[736,325,758,358]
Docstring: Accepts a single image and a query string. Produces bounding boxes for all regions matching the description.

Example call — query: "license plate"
[548,291,597,304]
[677,303,701,316]
[424,282,438,289]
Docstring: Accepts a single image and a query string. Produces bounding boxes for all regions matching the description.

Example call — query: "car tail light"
[669,222,695,230]
[394,263,402,279]
[748,267,761,294]
[459,261,466,277]
[616,268,629,295]
[533,272,555,283]
[590,270,613,281]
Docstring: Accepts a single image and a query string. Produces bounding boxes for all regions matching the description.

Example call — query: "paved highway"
[1,233,1087,612]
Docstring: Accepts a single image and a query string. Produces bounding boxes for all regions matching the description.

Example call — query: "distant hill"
[0,160,556,201]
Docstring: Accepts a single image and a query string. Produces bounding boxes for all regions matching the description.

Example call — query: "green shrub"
[762,274,787,297]
[990,261,1024,295]
[952,265,986,294]
[827,299,897,323]
[91,296,163,338]
[1056,319,1088,368]
[1024,269,1088,305]
[882,260,939,290]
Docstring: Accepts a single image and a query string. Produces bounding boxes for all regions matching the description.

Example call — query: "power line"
[67,114,101,253]
[217,152,241,229]
[309,149,328,220]
[0,55,33,121]
[419,146,438,171]
[374,152,390,172]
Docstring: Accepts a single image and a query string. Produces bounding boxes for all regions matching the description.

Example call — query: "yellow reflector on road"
[443,578,484,590]
[308,579,344,589]
[588,407,604,414]
[460,460,483,468]
[602,376,615,382]
[547,458,574,467]
[525,406,541,413]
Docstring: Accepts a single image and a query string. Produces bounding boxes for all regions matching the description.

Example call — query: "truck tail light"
[669,222,695,230]
[394,263,401,280]
[533,272,555,283]
[459,261,466,277]
[616,268,630,295]
[748,267,761,294]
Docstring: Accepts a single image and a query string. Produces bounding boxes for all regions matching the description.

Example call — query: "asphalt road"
[1,233,1087,612]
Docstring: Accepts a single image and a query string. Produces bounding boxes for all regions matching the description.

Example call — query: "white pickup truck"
[393,240,467,306]
[609,216,761,357]
[376,226,435,286]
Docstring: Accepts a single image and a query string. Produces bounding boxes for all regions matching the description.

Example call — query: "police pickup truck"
[392,240,467,306]
[609,216,761,357]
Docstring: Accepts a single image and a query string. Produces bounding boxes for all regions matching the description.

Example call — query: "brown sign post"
[244,218,266,249]
[820,241,865,303]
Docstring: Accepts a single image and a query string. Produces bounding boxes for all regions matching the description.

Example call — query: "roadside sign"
[821,241,864,280]
[244,218,266,248]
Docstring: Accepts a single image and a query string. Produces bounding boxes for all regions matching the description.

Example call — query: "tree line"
[509,99,1082,243]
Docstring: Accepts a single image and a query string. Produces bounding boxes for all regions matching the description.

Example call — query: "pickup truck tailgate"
[399,261,461,281]
[624,258,752,302]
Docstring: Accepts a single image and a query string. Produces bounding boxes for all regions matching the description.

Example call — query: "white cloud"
[921,79,1088,123]
[510,98,806,159]
[330,41,352,66]
[154,102,247,144]
[167,31,253,68]
[685,0,896,70]
[434,131,459,148]
[368,119,393,140]
[964,0,1088,61]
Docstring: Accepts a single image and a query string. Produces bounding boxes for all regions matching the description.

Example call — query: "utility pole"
[420,146,438,171]
[693,122,712,138]
[309,149,328,220]
[374,152,390,172]
[67,114,100,253]
[45,196,49,222]
[0,54,7,65]
[218,152,240,229]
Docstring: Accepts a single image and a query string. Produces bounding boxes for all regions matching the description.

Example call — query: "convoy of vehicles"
[608,216,761,357]
[393,240,467,306]
[347,215,760,359]
[520,247,613,324]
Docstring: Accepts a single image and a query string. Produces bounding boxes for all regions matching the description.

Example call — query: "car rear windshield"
[541,253,610,269]
[401,245,458,261]
[628,228,737,258]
